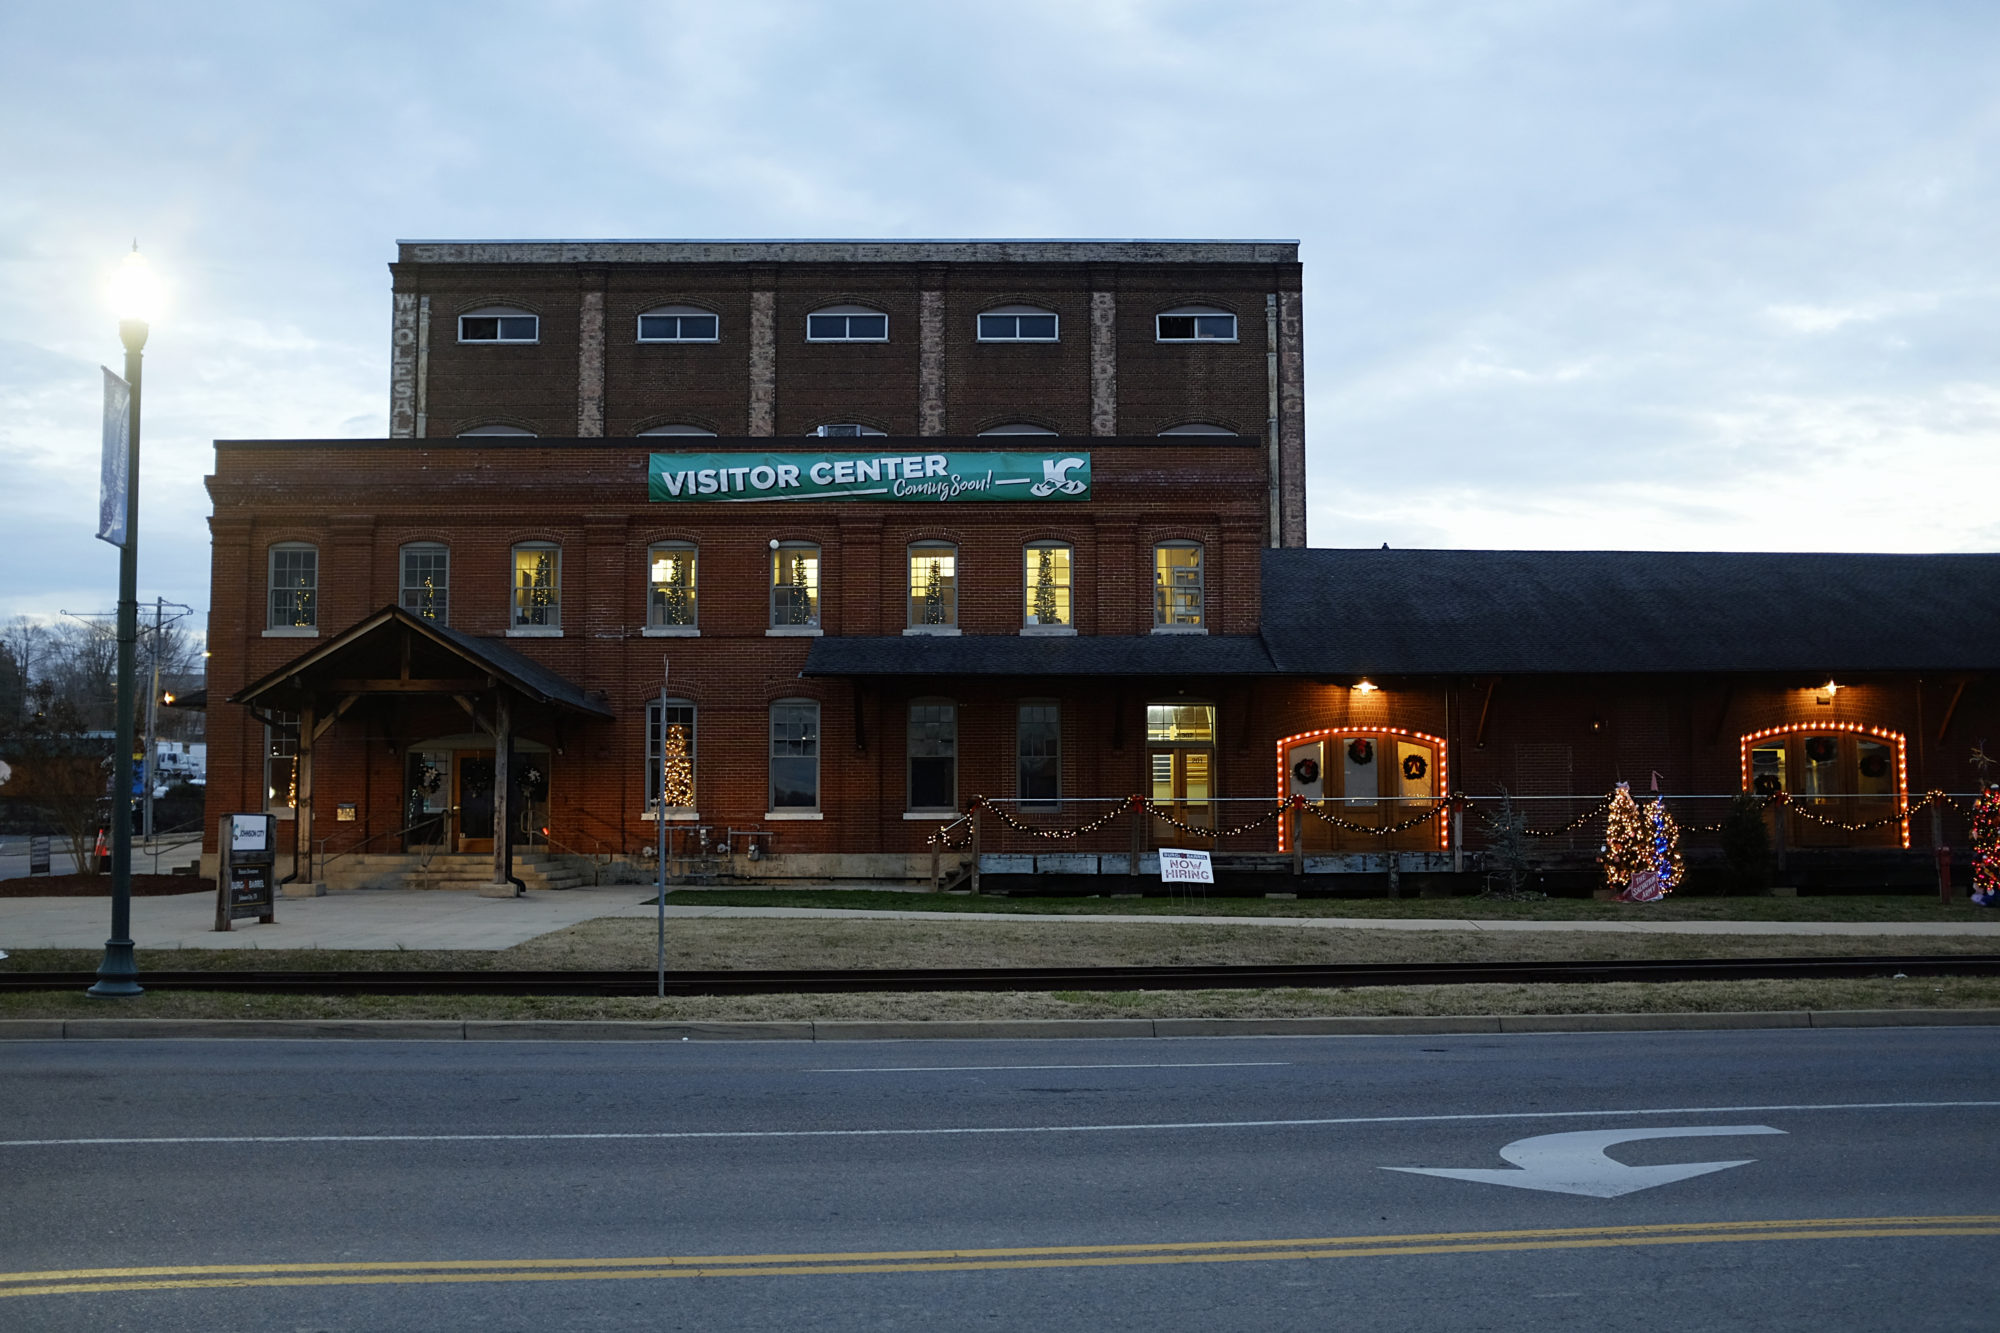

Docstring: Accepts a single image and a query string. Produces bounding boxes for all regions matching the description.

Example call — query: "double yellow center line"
[6,1216,1995,1299]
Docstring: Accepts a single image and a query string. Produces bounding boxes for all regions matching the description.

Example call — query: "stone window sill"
[1151,625,1208,635]
[903,626,961,636]
[262,627,319,638]
[765,810,824,820]
[507,627,563,638]
[766,626,824,637]
[1019,625,1077,637]
[640,810,701,822]
[642,626,700,637]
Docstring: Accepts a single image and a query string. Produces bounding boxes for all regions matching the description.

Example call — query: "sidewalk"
[6,886,2000,952]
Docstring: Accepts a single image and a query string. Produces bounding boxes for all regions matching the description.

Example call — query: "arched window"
[979,423,1059,436]
[1153,541,1205,629]
[637,305,719,342]
[1158,423,1236,436]
[647,543,697,631]
[977,305,1058,341]
[807,305,888,342]
[1156,305,1236,342]
[399,543,448,623]
[637,424,718,436]
[815,422,887,437]
[510,542,561,633]
[457,424,537,437]
[458,306,538,343]
[647,698,697,813]
[267,543,317,631]
[1023,542,1073,631]
[908,699,958,812]
[908,542,957,630]
[770,699,821,811]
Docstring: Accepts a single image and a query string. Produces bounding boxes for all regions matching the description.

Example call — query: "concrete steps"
[319,851,590,892]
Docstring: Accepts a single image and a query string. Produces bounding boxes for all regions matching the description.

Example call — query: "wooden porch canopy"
[230,605,612,893]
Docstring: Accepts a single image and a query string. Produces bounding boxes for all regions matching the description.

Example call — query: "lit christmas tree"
[1645,797,1683,895]
[1602,781,1648,891]
[659,723,694,810]
[1033,546,1061,625]
[921,555,948,624]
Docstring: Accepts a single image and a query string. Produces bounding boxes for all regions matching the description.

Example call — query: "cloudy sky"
[3,0,1997,630]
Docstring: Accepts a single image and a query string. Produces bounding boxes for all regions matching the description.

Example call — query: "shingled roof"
[1260,548,2000,676]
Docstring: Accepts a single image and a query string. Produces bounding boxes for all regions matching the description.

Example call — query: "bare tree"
[0,681,110,872]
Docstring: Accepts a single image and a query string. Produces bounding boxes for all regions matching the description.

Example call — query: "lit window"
[459,306,539,343]
[1024,543,1072,628]
[979,423,1058,436]
[815,423,887,437]
[400,543,448,623]
[264,711,299,819]
[1017,702,1060,808]
[770,700,820,810]
[1146,704,1216,743]
[977,306,1059,341]
[648,543,697,629]
[646,698,697,812]
[511,542,561,631]
[908,543,957,628]
[267,544,317,629]
[1154,542,1204,627]
[637,305,720,342]
[771,543,821,628]
[1156,306,1237,342]
[908,700,958,811]
[807,306,889,341]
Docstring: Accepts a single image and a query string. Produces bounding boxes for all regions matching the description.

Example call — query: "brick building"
[203,239,2000,893]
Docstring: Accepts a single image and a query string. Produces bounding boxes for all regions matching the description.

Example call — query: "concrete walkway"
[5,886,2000,952]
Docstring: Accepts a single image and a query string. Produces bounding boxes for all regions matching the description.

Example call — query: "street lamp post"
[91,247,157,998]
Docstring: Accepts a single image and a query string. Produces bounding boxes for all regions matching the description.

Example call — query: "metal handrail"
[314,807,458,880]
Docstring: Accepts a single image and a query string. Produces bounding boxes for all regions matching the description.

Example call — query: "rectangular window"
[459,315,539,342]
[908,702,957,811]
[512,544,561,630]
[646,699,697,811]
[1017,703,1060,807]
[637,313,719,342]
[770,701,820,810]
[268,546,317,629]
[1024,544,1072,627]
[908,545,957,627]
[264,712,299,819]
[771,544,821,627]
[807,312,888,341]
[1146,704,1216,744]
[1154,544,1204,627]
[400,543,448,623]
[1156,313,1237,341]
[648,544,697,628]
[977,313,1059,341]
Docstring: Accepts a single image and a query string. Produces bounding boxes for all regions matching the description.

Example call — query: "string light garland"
[1972,789,2000,907]
[1645,797,1684,895]
[1738,722,1910,848]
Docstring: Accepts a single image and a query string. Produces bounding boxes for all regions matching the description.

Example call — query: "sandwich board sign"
[1159,848,1214,885]
[215,813,277,931]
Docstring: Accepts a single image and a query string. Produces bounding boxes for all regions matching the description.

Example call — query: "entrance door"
[455,753,495,854]
[1149,748,1214,845]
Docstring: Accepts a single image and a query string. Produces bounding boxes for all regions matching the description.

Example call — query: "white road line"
[3,1100,1996,1149]
[812,1062,1293,1073]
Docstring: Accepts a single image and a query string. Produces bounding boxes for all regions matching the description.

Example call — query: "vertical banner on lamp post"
[97,367,130,547]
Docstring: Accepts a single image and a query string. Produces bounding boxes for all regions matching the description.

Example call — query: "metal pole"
[656,660,669,1000]
[143,596,160,847]
[91,315,146,997]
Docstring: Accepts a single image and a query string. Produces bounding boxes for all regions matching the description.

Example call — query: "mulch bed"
[1,873,209,897]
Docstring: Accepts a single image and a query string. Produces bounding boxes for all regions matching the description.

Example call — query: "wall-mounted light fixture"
[1352,679,1379,694]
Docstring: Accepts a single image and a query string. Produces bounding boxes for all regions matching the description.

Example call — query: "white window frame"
[1155,305,1238,343]
[1017,701,1061,809]
[458,306,540,343]
[1023,542,1074,633]
[1153,541,1206,631]
[510,542,562,635]
[976,305,1059,342]
[806,305,889,342]
[646,697,698,816]
[637,305,720,343]
[264,711,299,820]
[770,542,822,631]
[907,699,958,813]
[906,542,958,632]
[266,543,318,631]
[769,699,821,813]
[647,542,698,634]
[399,542,449,624]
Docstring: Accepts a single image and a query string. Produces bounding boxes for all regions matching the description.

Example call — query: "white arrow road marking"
[1384,1125,1787,1198]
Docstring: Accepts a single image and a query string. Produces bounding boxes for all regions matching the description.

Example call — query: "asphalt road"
[2,1028,1997,1331]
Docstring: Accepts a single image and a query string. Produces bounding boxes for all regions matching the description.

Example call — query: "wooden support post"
[483,693,516,897]
[1933,801,1952,905]
[969,806,982,896]
[1129,798,1144,880]
[289,701,319,896]
[1387,850,1402,899]
[1452,802,1464,875]
[1773,798,1788,875]
[931,832,941,892]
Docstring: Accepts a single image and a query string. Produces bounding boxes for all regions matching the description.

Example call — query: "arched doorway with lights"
[1278,726,1449,854]
[1741,724,1908,849]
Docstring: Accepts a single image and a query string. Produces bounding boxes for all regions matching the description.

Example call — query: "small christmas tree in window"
[922,556,948,624]
[659,723,694,810]
[1033,547,1060,625]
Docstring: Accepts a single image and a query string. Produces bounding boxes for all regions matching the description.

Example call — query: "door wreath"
[1346,738,1374,766]
[1402,753,1428,781]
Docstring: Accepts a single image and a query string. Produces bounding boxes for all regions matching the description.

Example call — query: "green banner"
[648,450,1091,503]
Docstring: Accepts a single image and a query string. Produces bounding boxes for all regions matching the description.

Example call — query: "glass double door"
[1149,748,1213,844]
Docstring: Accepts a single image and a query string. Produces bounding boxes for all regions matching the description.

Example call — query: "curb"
[2,1009,1997,1042]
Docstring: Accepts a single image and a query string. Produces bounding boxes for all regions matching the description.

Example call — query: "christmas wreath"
[1347,738,1374,766]
[516,764,548,800]
[1859,751,1889,779]
[1805,736,1838,764]
[1291,756,1320,786]
[416,763,443,796]
[1402,753,1428,781]
[1752,772,1782,796]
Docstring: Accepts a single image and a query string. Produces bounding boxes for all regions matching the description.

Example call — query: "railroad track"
[2,955,1996,996]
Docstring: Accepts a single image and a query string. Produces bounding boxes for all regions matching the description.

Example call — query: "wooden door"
[455,753,495,854]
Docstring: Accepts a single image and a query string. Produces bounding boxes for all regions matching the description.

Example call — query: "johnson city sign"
[647,450,1091,504]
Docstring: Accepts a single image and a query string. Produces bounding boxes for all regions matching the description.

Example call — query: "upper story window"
[1025,543,1073,629]
[400,543,448,623]
[648,543,697,629]
[977,305,1058,341]
[979,423,1058,436]
[1158,423,1237,436]
[807,305,888,342]
[772,542,821,628]
[637,305,720,342]
[815,423,887,437]
[458,424,537,437]
[1156,305,1237,342]
[1154,542,1205,628]
[511,542,561,632]
[638,424,717,436]
[908,542,957,629]
[459,306,539,343]
[268,543,318,630]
